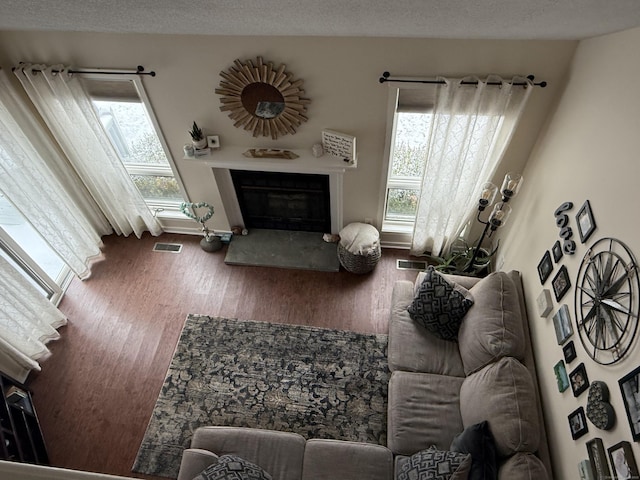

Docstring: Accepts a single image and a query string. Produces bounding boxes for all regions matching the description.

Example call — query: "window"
[83,76,186,211]
[0,193,66,300]
[382,90,499,233]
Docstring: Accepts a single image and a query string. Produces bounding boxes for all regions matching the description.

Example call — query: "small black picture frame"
[538,250,553,285]
[552,265,571,301]
[552,240,563,263]
[587,438,611,480]
[607,441,640,480]
[563,340,577,364]
[569,406,588,440]
[570,362,590,397]
[619,365,640,441]
[576,200,596,244]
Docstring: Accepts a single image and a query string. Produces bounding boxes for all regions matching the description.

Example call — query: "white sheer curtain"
[0,254,67,382]
[410,75,533,257]
[14,64,162,238]
[0,69,109,279]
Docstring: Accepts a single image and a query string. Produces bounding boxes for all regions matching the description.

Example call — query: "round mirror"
[241,83,285,119]
[215,57,310,140]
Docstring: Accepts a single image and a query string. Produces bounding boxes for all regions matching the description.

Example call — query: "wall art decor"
[578,459,595,480]
[569,406,589,440]
[576,200,597,244]
[552,240,563,263]
[608,441,639,480]
[570,362,590,397]
[554,201,576,255]
[321,129,357,164]
[575,237,639,365]
[554,359,570,392]
[552,264,571,301]
[215,56,310,140]
[553,304,573,345]
[586,381,616,430]
[619,365,640,441]
[563,340,577,363]
[536,289,553,317]
[587,438,611,480]
[537,250,553,285]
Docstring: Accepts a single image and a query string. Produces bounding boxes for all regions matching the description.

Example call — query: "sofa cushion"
[389,280,465,376]
[457,272,525,375]
[450,421,497,480]
[459,358,540,457]
[387,371,464,455]
[498,453,549,480]
[302,439,393,480]
[396,446,472,480]
[194,454,271,480]
[408,267,474,341]
[190,427,305,480]
[178,449,219,480]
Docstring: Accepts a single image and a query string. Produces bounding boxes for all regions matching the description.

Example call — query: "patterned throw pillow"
[397,446,472,480]
[193,455,272,480]
[408,267,474,341]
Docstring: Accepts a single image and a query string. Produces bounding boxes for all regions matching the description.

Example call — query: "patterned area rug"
[132,315,389,478]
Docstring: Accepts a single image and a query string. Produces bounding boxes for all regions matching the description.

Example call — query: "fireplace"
[230,170,331,233]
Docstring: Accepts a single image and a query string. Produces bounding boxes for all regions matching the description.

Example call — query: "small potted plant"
[189,121,207,150]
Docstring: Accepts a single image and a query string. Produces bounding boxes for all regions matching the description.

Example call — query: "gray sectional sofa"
[177,270,552,480]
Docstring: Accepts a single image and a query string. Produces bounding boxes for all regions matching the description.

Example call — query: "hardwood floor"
[26,232,418,479]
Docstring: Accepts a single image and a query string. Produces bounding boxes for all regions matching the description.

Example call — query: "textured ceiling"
[1,0,640,40]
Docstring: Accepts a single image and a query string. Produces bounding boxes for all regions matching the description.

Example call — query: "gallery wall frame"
[552,265,571,301]
[569,406,588,440]
[577,200,597,244]
[553,304,573,345]
[607,441,639,480]
[563,341,577,364]
[587,438,611,480]
[569,362,590,398]
[619,365,640,441]
[537,250,553,285]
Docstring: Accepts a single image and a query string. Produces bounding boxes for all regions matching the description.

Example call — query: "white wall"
[0,31,575,236]
[500,26,640,479]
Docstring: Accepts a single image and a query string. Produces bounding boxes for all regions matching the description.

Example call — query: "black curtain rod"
[13,64,156,77]
[379,71,546,88]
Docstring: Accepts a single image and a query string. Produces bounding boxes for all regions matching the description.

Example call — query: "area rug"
[132,315,389,478]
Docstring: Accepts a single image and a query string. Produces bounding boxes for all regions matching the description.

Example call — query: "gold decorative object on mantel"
[215,56,310,140]
[243,148,299,159]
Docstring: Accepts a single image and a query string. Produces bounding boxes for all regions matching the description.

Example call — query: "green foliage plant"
[188,121,204,142]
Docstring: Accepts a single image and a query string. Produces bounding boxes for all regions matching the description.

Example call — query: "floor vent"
[396,259,428,271]
[153,242,183,253]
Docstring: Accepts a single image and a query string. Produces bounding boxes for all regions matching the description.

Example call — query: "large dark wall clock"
[574,237,640,365]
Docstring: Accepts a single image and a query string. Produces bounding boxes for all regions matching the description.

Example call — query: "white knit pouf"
[337,222,381,274]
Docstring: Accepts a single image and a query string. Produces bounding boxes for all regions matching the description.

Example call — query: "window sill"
[381,220,414,234]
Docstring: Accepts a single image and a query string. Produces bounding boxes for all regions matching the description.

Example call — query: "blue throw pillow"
[408,267,474,341]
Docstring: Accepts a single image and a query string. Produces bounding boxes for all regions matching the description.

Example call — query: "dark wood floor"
[26,232,417,479]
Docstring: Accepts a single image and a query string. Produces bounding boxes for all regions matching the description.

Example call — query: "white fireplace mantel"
[186,147,357,234]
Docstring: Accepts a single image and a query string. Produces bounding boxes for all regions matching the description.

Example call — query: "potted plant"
[189,121,207,150]
[425,238,497,277]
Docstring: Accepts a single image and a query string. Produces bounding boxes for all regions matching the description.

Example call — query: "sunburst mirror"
[215,56,310,140]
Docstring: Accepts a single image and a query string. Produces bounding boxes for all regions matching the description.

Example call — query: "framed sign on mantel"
[322,129,357,165]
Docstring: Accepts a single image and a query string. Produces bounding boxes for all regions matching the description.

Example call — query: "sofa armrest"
[177,448,218,480]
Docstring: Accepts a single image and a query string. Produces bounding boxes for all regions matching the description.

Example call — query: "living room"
[1,3,640,479]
